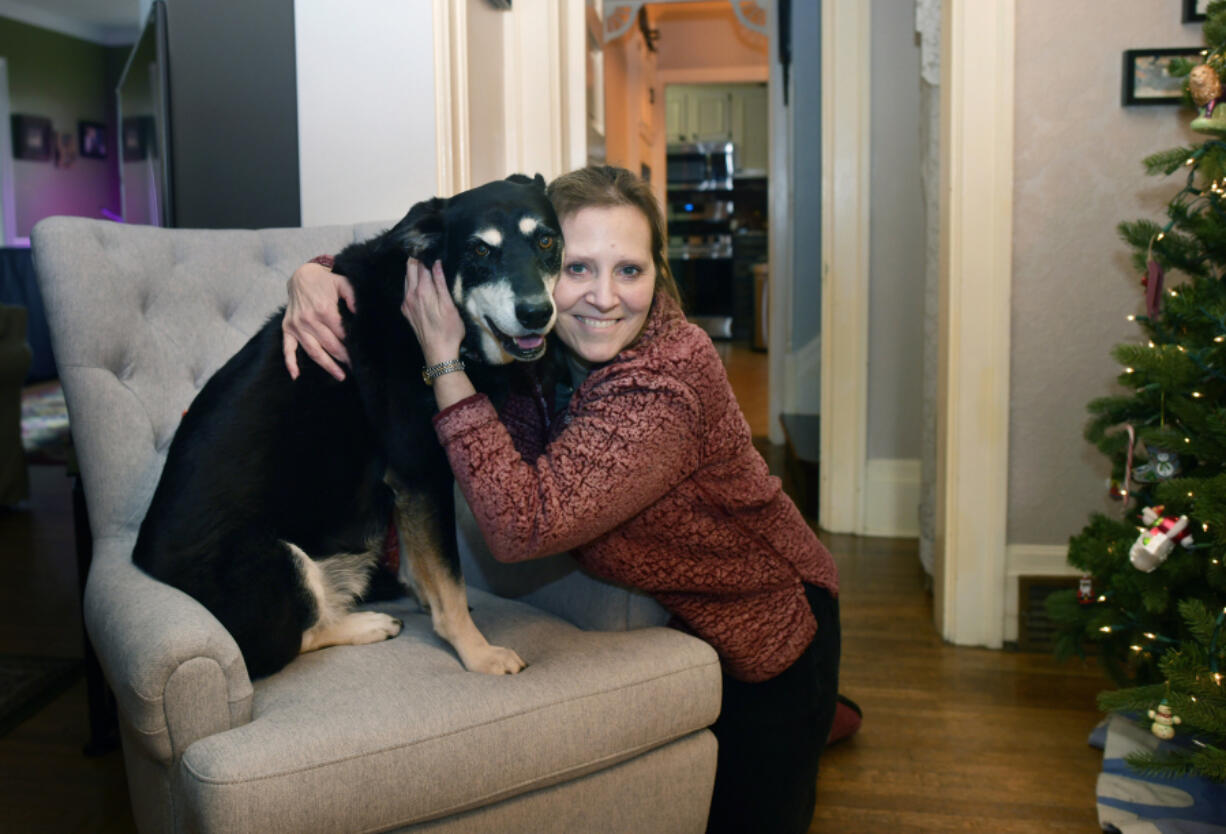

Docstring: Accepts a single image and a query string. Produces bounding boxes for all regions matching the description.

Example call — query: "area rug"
[0,654,82,737]
[20,382,71,465]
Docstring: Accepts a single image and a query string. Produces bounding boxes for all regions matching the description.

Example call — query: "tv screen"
[116,1,172,226]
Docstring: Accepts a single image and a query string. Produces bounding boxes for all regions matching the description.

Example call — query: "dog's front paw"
[463,644,527,675]
[347,611,403,644]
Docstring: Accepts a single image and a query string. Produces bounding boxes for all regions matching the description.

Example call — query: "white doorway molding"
[434,0,585,191]
[934,0,1015,648]
[817,0,871,534]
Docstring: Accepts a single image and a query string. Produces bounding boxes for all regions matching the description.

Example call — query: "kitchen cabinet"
[730,83,768,174]
[666,85,732,143]
[666,83,768,174]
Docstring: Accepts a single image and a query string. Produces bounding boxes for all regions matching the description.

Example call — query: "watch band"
[422,358,465,386]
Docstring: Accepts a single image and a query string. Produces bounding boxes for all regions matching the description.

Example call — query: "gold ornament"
[1190,64,1222,106]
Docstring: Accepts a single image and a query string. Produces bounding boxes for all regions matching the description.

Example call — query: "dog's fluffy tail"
[286,543,379,626]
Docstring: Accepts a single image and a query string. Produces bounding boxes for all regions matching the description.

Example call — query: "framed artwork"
[1122,48,1202,105]
[1184,0,1209,23]
[79,121,107,159]
[11,114,52,161]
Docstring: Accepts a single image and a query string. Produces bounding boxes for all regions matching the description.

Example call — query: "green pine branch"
[1125,748,1226,782]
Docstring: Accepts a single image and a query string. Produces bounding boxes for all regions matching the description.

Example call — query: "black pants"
[705,585,841,834]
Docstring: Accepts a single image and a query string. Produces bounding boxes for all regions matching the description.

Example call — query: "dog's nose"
[515,300,553,330]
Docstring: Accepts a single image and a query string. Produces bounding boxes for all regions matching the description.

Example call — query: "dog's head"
[388,174,561,365]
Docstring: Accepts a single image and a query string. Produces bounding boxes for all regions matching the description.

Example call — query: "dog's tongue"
[515,335,544,351]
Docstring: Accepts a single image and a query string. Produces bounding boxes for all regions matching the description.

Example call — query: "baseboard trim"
[1003,543,1077,642]
[861,458,920,538]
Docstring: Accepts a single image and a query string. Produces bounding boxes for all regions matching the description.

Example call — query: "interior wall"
[1010,1,1201,545]
[295,0,436,226]
[0,16,122,238]
[867,0,924,461]
[652,0,767,78]
[789,0,820,408]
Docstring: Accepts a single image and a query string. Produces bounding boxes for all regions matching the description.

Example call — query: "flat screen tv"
[117,1,172,226]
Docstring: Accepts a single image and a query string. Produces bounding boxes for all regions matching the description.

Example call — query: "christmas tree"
[1048,1,1226,782]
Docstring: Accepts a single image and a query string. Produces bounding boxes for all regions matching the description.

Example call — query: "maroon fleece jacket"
[433,293,838,682]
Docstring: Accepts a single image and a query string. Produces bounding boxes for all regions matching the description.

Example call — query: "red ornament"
[1145,259,1166,318]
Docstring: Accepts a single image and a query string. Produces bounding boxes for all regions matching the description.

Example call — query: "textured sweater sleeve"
[434,374,703,562]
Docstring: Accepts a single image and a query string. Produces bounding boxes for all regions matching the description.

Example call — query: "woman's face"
[553,204,656,365]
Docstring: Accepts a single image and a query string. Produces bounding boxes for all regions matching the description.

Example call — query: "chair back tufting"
[31,216,389,544]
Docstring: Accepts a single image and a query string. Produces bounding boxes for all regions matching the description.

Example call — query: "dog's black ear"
[504,173,548,193]
[388,196,447,261]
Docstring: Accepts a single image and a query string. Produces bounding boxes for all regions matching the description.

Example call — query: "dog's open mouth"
[485,317,548,361]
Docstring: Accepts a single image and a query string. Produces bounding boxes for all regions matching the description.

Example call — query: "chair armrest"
[84,536,254,765]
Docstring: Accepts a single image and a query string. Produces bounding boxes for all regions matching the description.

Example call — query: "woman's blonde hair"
[546,165,681,306]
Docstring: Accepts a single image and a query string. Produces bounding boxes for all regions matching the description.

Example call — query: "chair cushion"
[177,588,721,833]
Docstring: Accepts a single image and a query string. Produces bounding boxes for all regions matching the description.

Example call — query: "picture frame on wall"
[11,114,52,161]
[78,121,107,159]
[1122,48,1202,105]
[1184,0,1209,24]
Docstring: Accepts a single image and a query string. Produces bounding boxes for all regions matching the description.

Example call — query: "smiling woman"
[553,204,657,365]
[283,165,842,834]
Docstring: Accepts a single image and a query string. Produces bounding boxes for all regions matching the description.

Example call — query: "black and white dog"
[132,175,561,678]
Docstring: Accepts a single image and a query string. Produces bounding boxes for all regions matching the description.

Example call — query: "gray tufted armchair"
[31,216,720,833]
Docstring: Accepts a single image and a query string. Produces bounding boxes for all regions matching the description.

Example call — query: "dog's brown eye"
[538,235,554,250]
[474,242,489,257]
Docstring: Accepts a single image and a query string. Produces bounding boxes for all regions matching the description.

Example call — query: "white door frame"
[934,0,1014,648]
[433,0,471,196]
[813,0,1015,646]
[817,0,871,535]
[433,0,585,193]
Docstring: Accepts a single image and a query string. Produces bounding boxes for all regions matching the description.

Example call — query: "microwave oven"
[666,142,735,190]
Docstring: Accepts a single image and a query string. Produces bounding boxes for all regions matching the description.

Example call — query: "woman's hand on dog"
[402,259,465,367]
[283,262,356,381]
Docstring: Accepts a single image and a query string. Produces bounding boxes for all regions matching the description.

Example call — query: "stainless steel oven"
[667,192,735,340]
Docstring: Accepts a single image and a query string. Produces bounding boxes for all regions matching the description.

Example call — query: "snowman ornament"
[1148,700,1182,740]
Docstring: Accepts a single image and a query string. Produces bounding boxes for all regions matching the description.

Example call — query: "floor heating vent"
[1017,576,1082,653]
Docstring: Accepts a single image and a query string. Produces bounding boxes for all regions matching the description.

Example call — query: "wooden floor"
[0,343,1109,832]
[812,532,1107,833]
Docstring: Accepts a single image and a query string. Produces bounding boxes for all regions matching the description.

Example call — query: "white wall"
[294,0,437,227]
[868,0,924,463]
[860,0,925,539]
[1010,2,1201,546]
